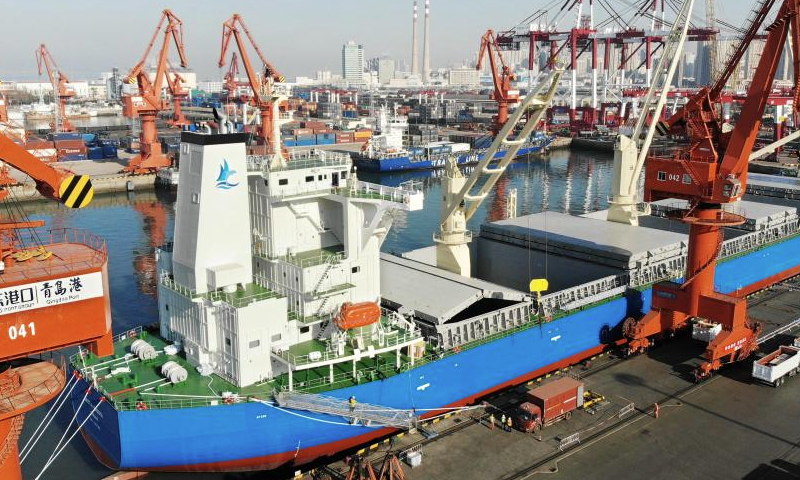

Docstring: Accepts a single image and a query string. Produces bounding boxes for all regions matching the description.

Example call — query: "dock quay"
[310,278,800,480]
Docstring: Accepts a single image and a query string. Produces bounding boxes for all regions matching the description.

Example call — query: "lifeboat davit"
[334,301,381,330]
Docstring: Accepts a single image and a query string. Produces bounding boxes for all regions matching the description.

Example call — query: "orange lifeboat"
[334,302,381,330]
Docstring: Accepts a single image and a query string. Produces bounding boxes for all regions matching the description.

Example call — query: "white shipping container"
[449,142,471,153]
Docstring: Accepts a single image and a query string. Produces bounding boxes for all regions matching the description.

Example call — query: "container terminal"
[3,0,800,480]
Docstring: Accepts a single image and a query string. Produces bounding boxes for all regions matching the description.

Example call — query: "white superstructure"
[157,132,424,388]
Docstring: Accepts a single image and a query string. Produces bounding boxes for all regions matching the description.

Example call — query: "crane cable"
[33,397,105,480]
[18,372,79,463]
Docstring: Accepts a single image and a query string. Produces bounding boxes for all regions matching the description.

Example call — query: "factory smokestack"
[423,0,431,83]
[411,1,420,75]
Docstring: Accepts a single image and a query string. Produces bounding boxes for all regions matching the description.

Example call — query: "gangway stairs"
[275,391,418,429]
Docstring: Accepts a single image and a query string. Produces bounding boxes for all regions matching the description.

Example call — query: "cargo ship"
[352,107,550,172]
[69,130,800,473]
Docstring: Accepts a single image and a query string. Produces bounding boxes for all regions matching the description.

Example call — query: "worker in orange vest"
[654,402,660,419]
[506,416,513,432]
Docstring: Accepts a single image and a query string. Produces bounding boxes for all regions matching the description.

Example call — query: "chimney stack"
[411,1,420,75]
[423,0,431,83]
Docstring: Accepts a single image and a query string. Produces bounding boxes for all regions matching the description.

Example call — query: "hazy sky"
[0,0,744,82]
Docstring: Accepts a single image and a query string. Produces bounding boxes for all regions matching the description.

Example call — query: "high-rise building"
[342,41,365,84]
[449,68,479,87]
[378,59,396,85]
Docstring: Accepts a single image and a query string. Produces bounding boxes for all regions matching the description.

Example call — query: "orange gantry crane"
[477,29,519,135]
[122,9,188,174]
[0,134,113,480]
[35,44,75,133]
[219,13,287,156]
[623,0,800,380]
[166,61,190,127]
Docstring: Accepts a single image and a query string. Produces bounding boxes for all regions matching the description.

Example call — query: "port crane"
[123,9,188,174]
[477,29,520,135]
[435,68,562,276]
[623,0,800,380]
[165,62,190,127]
[606,0,696,226]
[219,13,287,159]
[35,44,76,133]
[0,135,112,480]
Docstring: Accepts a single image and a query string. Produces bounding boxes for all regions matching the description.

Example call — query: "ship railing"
[159,273,282,307]
[247,152,350,173]
[337,180,421,205]
[273,331,422,367]
[111,395,250,412]
[3,228,107,281]
[0,353,65,414]
[281,250,344,269]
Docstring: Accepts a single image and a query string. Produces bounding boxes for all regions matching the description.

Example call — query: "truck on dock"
[515,376,584,433]
[752,339,800,387]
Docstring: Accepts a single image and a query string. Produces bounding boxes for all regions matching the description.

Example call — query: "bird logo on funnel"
[215,159,239,189]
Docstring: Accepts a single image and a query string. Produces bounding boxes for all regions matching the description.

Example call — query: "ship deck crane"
[606,0,696,226]
[219,13,287,159]
[165,61,190,127]
[35,44,75,133]
[623,0,800,380]
[123,9,188,174]
[0,135,112,480]
[477,29,520,135]
[435,69,562,276]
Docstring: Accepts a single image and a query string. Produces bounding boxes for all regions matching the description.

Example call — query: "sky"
[0,0,746,83]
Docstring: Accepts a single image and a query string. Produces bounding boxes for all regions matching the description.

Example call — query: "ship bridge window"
[341,171,347,179]
[657,171,666,181]
[271,333,282,342]
[306,176,314,182]
[279,178,288,186]
[352,266,360,273]
[300,326,310,334]
[249,339,260,348]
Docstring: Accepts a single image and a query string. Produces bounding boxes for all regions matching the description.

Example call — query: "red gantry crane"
[219,13,286,156]
[0,134,113,480]
[122,9,188,174]
[35,44,75,133]
[477,29,519,135]
[623,0,800,380]
[166,61,190,127]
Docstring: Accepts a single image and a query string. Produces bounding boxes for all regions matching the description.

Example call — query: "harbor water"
[18,148,614,479]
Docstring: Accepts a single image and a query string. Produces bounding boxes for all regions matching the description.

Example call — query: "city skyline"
[0,0,748,83]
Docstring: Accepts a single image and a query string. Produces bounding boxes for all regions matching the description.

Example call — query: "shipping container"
[102,145,118,159]
[283,139,297,147]
[294,128,313,136]
[316,138,335,145]
[516,377,583,433]
[82,133,97,144]
[61,153,87,161]
[87,147,104,160]
[51,132,82,142]
[295,139,316,147]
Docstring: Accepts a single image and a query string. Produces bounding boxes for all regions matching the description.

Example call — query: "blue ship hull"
[354,142,549,173]
[71,233,800,472]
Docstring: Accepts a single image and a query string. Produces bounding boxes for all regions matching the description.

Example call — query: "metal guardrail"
[0,355,65,414]
[247,151,351,173]
[618,402,635,419]
[159,273,282,307]
[272,331,421,367]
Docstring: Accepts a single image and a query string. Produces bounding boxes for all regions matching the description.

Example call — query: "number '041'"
[8,323,36,340]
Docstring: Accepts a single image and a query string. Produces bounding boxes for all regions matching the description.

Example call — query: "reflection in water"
[132,191,173,296]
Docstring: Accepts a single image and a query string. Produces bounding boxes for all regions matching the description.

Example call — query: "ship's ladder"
[274,391,418,429]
